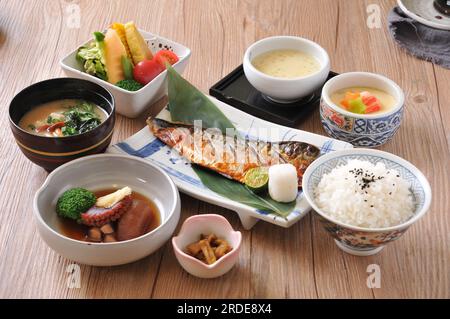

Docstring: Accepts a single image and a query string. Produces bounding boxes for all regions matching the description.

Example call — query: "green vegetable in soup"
[61,101,102,136]
[115,79,143,91]
[77,32,107,81]
[46,115,63,124]
[56,188,96,221]
[348,97,366,114]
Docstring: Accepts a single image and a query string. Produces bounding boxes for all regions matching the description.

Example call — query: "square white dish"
[107,96,353,229]
[60,30,191,118]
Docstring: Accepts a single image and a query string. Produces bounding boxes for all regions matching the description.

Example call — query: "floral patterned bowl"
[302,149,432,256]
[320,72,404,147]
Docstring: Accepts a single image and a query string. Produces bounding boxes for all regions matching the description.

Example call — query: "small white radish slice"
[268,164,298,203]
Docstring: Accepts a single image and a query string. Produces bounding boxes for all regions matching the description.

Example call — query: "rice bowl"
[302,148,432,256]
[314,159,415,228]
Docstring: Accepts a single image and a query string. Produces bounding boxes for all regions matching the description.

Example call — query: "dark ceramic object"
[9,78,115,171]
[434,0,450,16]
[209,64,338,127]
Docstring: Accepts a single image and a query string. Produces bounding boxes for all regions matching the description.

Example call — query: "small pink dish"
[172,214,242,278]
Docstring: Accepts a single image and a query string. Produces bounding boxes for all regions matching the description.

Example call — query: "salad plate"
[60,29,191,118]
[108,96,352,229]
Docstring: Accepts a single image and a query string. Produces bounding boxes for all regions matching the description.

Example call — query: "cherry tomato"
[154,50,179,67]
[133,59,164,85]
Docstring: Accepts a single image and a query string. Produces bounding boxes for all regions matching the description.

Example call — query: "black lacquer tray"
[209,65,338,127]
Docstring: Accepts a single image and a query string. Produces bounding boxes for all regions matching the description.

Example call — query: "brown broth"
[19,99,107,137]
[58,188,161,242]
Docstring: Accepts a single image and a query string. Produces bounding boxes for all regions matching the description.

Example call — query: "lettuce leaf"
[76,32,107,81]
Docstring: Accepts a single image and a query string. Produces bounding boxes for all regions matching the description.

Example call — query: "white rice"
[314,159,415,228]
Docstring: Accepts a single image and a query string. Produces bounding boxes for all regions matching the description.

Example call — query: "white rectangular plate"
[107,96,353,229]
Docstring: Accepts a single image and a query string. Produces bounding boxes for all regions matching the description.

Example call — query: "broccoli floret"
[56,188,96,220]
[115,79,143,91]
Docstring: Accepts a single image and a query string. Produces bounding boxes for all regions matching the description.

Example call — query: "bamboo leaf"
[166,64,235,134]
[193,166,295,217]
[166,65,296,217]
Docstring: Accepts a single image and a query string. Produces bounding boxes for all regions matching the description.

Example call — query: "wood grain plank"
[332,0,450,298]
[433,65,450,149]
[0,0,74,298]
[152,0,254,298]
[248,0,367,299]
[0,0,166,298]
[0,0,449,299]
[152,196,253,298]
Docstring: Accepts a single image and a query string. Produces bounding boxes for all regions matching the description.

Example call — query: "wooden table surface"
[0,0,449,299]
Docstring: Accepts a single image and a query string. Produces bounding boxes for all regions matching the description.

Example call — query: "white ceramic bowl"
[302,148,432,256]
[33,154,181,266]
[172,214,242,278]
[243,36,330,103]
[320,72,405,147]
[60,29,191,118]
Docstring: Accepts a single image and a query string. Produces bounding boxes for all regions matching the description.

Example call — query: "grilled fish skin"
[147,118,320,188]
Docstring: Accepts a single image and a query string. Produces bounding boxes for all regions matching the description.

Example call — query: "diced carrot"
[341,91,361,110]
[340,99,350,109]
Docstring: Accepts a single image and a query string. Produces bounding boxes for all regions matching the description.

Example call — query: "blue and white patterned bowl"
[302,149,432,256]
[320,72,405,147]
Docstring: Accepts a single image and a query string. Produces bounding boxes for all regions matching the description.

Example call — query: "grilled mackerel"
[147,118,320,188]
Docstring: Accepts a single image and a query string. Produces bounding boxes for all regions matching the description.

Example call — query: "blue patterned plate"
[108,96,352,229]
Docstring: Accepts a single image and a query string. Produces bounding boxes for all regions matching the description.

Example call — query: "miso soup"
[19,99,107,137]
